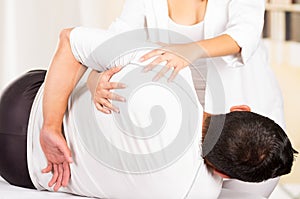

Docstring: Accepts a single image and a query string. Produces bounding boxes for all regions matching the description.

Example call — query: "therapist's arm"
[141,34,241,81]
[141,0,265,80]
[195,34,241,58]
[142,34,241,63]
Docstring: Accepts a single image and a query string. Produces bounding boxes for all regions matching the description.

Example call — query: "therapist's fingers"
[48,164,58,187]
[105,91,126,102]
[101,82,127,90]
[95,90,125,104]
[168,62,187,82]
[155,41,168,46]
[143,54,170,72]
[168,67,181,82]
[53,164,63,192]
[95,103,111,114]
[61,161,70,187]
[99,98,120,113]
[153,60,177,81]
[140,49,166,62]
[103,66,123,81]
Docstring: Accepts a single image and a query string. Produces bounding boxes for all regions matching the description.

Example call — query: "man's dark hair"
[203,111,298,182]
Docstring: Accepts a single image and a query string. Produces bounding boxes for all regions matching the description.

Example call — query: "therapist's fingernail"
[140,57,145,62]
[153,76,159,82]
[120,83,127,88]
[143,68,149,72]
[116,97,125,102]
[168,77,175,82]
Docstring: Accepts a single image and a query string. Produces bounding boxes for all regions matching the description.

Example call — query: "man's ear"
[230,105,251,112]
[213,169,230,179]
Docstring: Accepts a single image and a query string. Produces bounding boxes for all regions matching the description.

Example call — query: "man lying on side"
[0,48,297,198]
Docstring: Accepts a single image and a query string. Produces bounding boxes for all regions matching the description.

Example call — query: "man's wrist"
[41,122,63,134]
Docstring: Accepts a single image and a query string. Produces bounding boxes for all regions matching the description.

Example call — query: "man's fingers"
[53,164,63,192]
[57,141,73,163]
[48,164,58,187]
[62,162,70,187]
[42,162,52,173]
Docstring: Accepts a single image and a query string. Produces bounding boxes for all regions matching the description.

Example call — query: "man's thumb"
[59,142,73,163]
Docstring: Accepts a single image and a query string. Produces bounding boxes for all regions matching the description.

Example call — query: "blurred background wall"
[0,0,124,90]
[263,1,300,194]
[0,0,299,198]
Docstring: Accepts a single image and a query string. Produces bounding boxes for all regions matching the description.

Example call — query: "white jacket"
[83,0,284,129]
[69,0,284,198]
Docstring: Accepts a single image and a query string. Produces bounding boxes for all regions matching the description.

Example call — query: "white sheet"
[0,176,85,199]
[1,176,266,199]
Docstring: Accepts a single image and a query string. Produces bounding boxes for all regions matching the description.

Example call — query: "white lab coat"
[70,0,284,197]
[79,0,284,129]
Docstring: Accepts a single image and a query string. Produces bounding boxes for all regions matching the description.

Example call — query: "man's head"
[203,110,297,182]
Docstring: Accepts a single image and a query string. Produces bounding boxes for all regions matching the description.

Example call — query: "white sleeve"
[70,0,146,71]
[220,0,265,66]
[108,0,146,33]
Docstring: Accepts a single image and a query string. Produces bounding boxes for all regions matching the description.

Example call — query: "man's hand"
[40,127,73,191]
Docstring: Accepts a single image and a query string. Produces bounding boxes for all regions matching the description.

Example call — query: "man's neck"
[202,112,211,139]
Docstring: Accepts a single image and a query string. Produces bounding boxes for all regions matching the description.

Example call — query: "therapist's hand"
[40,127,72,191]
[140,43,200,81]
[87,67,126,114]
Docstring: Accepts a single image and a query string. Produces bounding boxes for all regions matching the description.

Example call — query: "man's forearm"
[42,29,87,130]
[43,64,87,130]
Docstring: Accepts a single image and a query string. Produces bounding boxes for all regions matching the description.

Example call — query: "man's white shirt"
[27,50,222,199]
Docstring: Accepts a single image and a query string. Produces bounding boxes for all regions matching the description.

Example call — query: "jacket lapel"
[203,0,214,39]
[147,0,170,43]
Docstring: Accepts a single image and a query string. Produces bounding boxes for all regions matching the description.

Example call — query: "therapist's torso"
[107,0,285,129]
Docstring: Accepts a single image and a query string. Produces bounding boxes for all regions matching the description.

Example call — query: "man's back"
[27,63,222,198]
